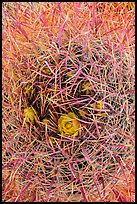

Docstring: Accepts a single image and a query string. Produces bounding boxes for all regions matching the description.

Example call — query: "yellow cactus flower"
[81,80,94,95]
[90,100,103,109]
[90,100,107,117]
[43,67,51,75]
[23,107,36,123]
[96,100,103,109]
[42,118,49,123]
[24,84,32,96]
[67,70,76,78]
[58,112,80,137]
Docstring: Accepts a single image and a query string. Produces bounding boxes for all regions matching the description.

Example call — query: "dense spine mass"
[2,2,135,202]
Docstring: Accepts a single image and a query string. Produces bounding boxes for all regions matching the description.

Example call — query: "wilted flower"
[58,112,80,137]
